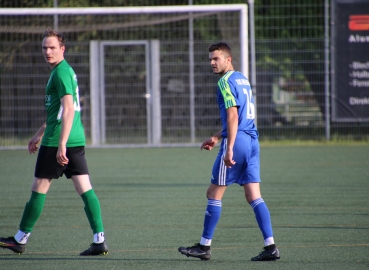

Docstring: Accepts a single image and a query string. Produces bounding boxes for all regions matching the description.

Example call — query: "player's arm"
[28,122,46,154]
[57,94,74,166]
[223,106,238,168]
[201,129,222,151]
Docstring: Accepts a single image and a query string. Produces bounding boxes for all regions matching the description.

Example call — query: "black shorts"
[35,146,89,179]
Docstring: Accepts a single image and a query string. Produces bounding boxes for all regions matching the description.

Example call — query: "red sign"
[349,15,369,31]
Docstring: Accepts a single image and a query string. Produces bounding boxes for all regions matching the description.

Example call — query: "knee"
[206,188,215,199]
[31,178,51,194]
[206,189,211,199]
[245,193,254,204]
[243,183,261,204]
[244,189,260,204]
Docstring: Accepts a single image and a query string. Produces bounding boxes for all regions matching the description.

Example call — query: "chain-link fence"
[0,5,247,146]
[0,1,368,148]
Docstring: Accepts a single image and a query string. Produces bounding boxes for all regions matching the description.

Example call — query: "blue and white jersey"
[217,70,258,138]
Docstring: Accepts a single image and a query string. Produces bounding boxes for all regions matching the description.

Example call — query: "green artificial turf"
[0,146,368,269]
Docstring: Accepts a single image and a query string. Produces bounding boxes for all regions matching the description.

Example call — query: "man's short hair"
[208,42,232,57]
[42,29,66,47]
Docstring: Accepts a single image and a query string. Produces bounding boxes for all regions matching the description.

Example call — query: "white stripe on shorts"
[218,138,227,185]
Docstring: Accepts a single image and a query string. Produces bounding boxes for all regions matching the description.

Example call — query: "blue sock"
[202,199,222,240]
[250,198,273,240]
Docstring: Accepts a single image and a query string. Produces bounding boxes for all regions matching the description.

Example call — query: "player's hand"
[223,149,236,168]
[201,137,218,151]
[28,136,41,154]
[56,145,69,166]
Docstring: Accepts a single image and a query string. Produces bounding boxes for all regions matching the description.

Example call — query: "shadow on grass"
[105,182,209,188]
[0,255,199,262]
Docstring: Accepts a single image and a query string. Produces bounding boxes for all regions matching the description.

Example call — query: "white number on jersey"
[244,88,255,119]
[74,86,81,112]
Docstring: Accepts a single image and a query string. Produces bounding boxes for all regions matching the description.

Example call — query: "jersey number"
[74,86,81,112]
[244,88,255,119]
[56,87,81,120]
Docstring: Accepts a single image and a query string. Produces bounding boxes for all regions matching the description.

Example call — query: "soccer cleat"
[178,243,211,260]
[80,241,108,256]
[251,247,280,261]
[0,237,26,254]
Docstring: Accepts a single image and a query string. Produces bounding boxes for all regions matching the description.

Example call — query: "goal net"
[0,5,247,147]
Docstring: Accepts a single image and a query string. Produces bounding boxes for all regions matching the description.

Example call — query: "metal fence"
[0,1,368,148]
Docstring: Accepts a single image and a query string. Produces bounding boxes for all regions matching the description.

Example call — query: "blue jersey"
[217,70,258,138]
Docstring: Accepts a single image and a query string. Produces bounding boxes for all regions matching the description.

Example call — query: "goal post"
[0,5,248,76]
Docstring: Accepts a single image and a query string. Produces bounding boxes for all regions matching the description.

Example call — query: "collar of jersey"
[222,70,234,79]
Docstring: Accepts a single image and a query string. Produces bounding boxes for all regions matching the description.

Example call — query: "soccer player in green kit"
[0,29,108,256]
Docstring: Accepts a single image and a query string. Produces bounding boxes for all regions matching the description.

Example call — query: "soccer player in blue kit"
[178,42,280,261]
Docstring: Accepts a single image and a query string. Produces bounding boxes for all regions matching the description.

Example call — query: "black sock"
[200,244,210,251]
[264,244,276,251]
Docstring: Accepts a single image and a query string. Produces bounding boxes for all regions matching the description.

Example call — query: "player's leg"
[244,183,279,261]
[244,183,274,244]
[242,138,280,261]
[65,146,108,256]
[201,184,226,246]
[178,184,226,260]
[19,178,52,236]
[1,146,59,254]
[71,175,105,237]
[0,178,51,254]
[178,140,229,260]
[71,175,108,255]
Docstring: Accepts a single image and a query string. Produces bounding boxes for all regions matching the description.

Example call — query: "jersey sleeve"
[54,67,74,98]
[218,73,238,109]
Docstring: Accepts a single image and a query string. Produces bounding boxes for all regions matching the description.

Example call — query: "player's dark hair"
[42,29,66,47]
[208,42,232,57]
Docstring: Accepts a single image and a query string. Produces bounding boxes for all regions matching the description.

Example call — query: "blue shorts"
[211,132,261,186]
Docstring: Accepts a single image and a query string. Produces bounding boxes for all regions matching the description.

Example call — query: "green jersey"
[41,60,86,147]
